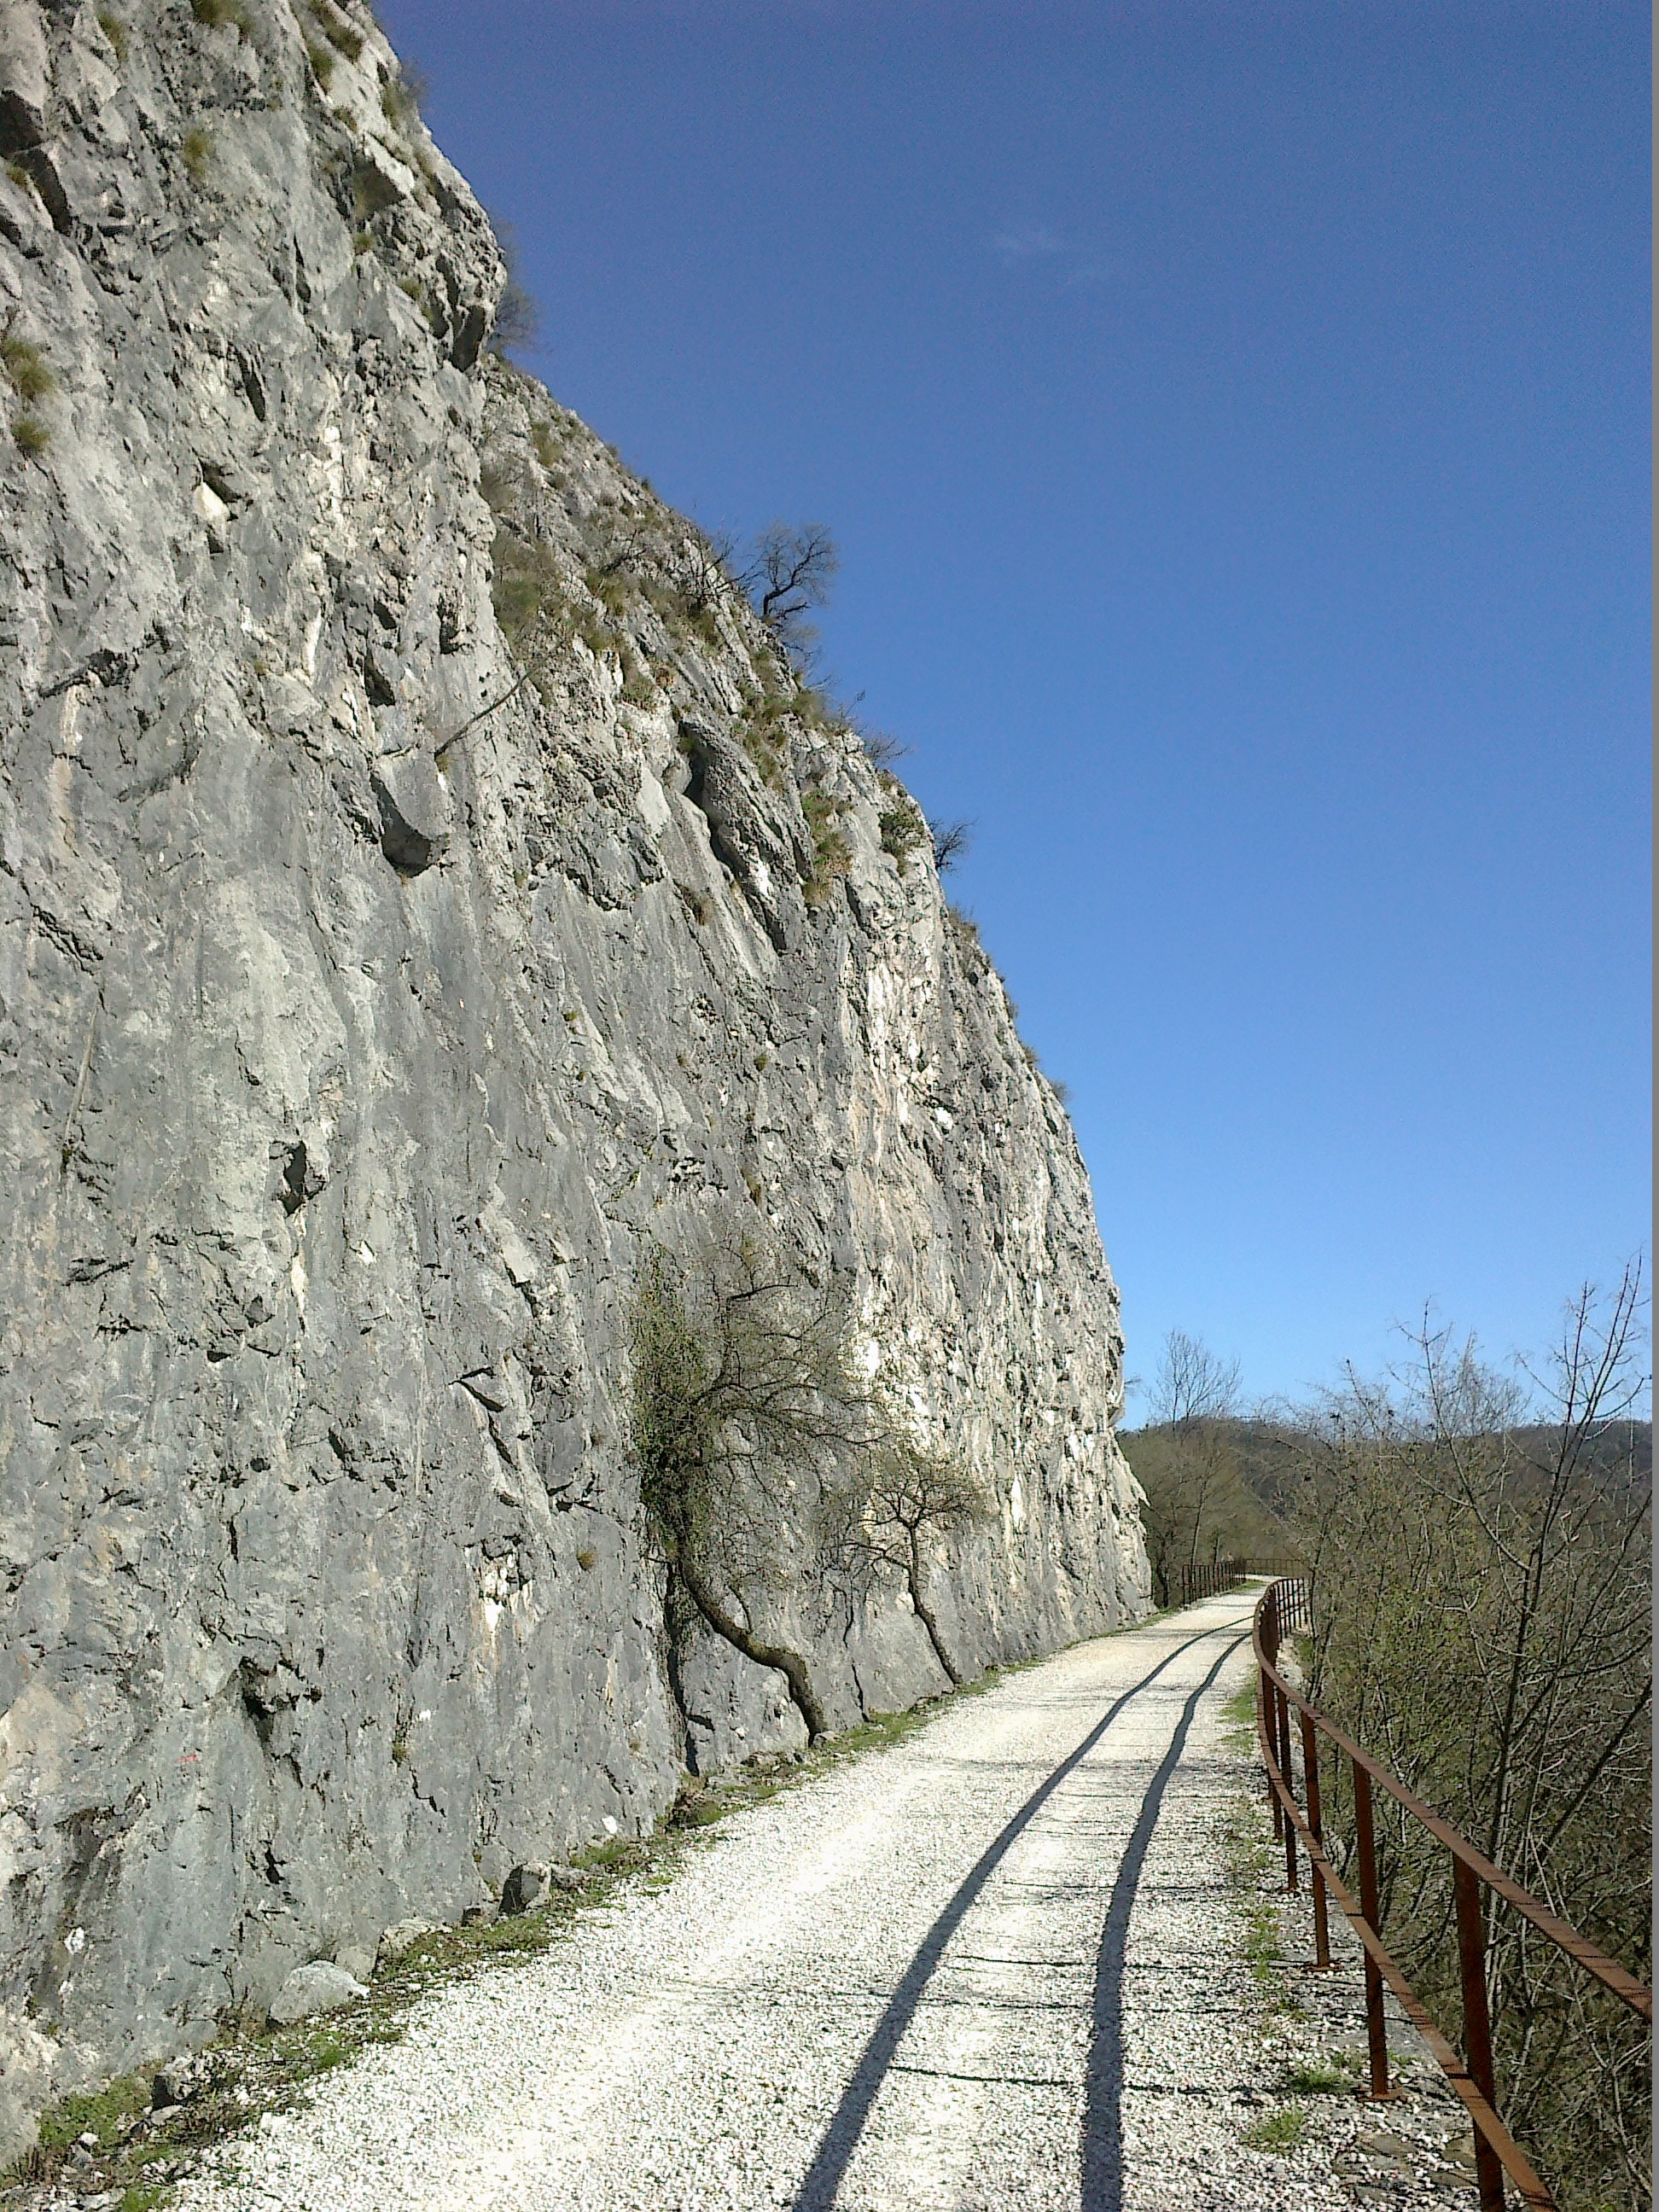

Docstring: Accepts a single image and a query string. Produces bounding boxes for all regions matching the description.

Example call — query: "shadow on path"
[1080,1633,1247,2211]
[791,1618,1240,2212]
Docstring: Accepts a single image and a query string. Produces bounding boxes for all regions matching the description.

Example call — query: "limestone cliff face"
[0,0,1149,2151]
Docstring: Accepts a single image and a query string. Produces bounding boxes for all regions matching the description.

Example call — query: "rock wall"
[0,0,1149,2153]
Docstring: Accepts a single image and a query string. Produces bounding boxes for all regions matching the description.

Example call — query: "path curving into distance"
[182,1591,1294,2212]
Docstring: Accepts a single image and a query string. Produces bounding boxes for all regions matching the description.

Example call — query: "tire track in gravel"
[791,1621,1238,2211]
[1080,1635,1245,2211]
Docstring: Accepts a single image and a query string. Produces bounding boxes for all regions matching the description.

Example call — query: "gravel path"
[176,1591,1473,2212]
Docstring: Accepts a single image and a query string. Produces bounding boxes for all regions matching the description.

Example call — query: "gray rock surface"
[498,1862,548,1917]
[373,1919,435,1971]
[0,0,1149,2157]
[265,1961,366,2029]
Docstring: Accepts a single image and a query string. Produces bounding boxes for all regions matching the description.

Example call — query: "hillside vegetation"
[1126,1283,1651,2211]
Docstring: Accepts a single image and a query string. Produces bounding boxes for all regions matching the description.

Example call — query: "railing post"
[1277,1685,1298,1891]
[1299,1708,1331,1969]
[1452,1856,1505,2212]
[1352,1757,1392,2098]
[1260,1662,1281,1832]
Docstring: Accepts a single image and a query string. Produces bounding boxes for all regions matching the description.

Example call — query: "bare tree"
[1150,1328,1243,1429]
[1126,1329,1260,1603]
[486,216,540,357]
[860,727,908,771]
[672,526,737,616]
[740,522,838,649]
[626,1237,870,1741]
[825,1435,991,1685]
[1295,1264,1651,2211]
[931,818,974,874]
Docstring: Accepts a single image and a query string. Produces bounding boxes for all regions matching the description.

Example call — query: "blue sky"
[380,0,1650,1409]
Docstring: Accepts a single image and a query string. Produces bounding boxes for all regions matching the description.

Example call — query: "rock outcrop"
[0,0,1149,2155]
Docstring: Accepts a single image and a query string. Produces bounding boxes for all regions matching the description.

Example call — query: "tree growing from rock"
[826,1436,991,1685]
[626,1236,870,1741]
[739,522,838,656]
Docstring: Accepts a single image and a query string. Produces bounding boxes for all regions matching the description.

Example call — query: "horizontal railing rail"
[1253,1578,1651,2212]
[1165,1555,1306,1608]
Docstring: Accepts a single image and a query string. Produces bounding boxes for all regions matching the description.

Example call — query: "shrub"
[181,127,213,183]
[1295,1273,1650,2212]
[306,39,335,88]
[489,276,540,359]
[739,718,783,786]
[0,337,54,402]
[583,565,631,620]
[13,414,49,454]
[733,680,794,786]
[801,787,851,907]
[96,10,128,61]
[307,0,364,60]
[619,649,658,707]
[879,794,926,866]
[490,528,570,659]
[381,69,423,132]
[190,0,253,33]
[479,463,516,515]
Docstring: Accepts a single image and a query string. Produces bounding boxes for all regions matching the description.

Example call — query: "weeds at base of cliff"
[0,2008,411,2212]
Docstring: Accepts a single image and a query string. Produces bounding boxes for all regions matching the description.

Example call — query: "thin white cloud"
[990,225,1121,293]
[990,224,1067,262]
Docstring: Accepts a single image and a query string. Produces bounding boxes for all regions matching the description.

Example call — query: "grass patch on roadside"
[1241,1897,1283,1983]
[1221,1677,1259,1749]
[1284,2054,1360,2095]
[1242,2104,1307,2156]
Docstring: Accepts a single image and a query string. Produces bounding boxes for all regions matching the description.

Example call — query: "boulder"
[266,1962,368,2029]
[498,1862,550,1915]
[375,1920,437,1970]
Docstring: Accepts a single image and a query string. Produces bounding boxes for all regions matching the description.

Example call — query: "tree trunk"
[677,1554,830,1739]
[908,1535,964,1685]
[660,1576,697,1771]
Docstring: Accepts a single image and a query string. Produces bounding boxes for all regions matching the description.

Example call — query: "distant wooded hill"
[1120,1414,1653,1598]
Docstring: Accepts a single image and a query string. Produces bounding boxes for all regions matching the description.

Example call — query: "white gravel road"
[177,1590,1472,2212]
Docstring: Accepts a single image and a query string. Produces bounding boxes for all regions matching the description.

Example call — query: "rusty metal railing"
[1166,1555,1306,1609]
[1254,1578,1651,2212]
